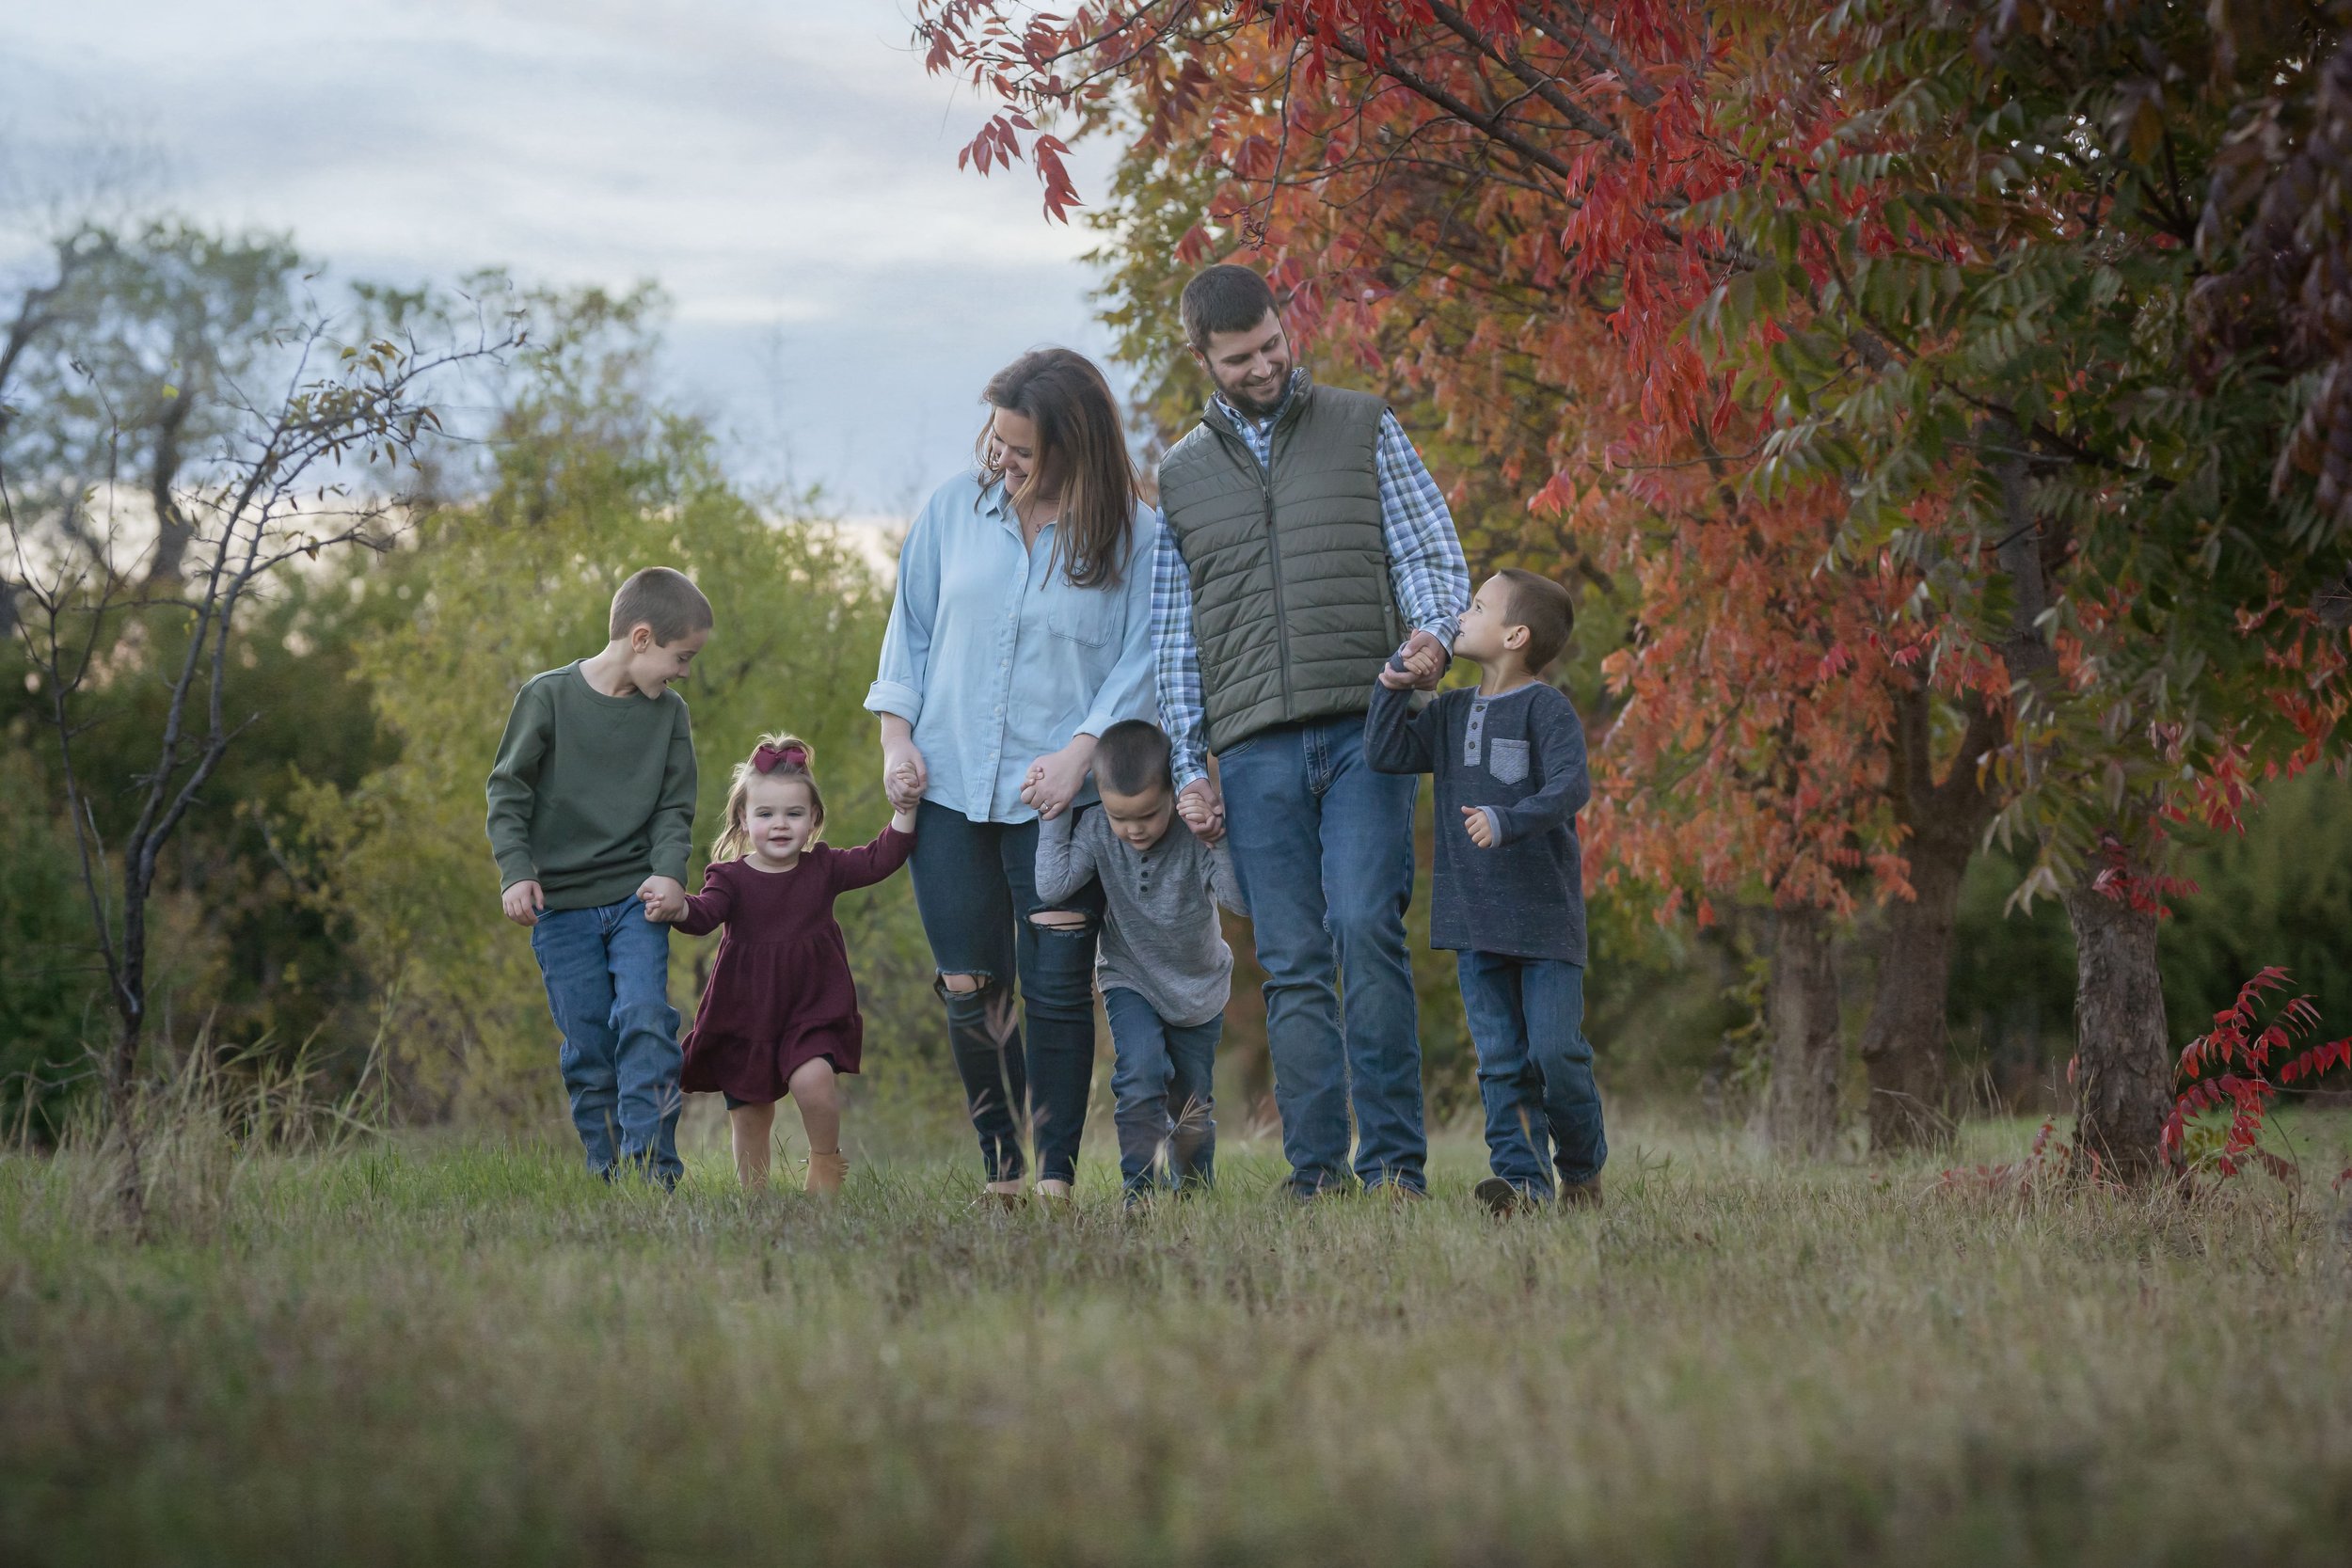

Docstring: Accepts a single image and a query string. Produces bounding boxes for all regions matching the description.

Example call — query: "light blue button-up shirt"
[866,470,1158,823]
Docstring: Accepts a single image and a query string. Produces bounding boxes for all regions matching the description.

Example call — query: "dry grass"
[4,1111,2350,1566]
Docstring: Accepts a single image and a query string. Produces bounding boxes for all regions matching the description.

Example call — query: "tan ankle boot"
[805,1150,849,1196]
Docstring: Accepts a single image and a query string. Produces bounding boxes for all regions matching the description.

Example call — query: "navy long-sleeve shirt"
[1365,677,1591,964]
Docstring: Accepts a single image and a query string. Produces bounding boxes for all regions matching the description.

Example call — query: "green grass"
[4,1112,2350,1566]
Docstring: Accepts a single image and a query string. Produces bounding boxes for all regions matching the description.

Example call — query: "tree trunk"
[1762,905,1843,1157]
[2061,865,2173,1180]
[1860,841,1965,1149]
[1858,683,2003,1153]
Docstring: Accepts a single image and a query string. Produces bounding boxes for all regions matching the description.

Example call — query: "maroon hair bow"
[753,743,807,774]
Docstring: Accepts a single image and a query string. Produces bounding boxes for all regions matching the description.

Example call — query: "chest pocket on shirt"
[1043,582,1119,648]
[1487,737,1531,786]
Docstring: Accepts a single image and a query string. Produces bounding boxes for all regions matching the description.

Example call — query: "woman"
[865,348,1156,1201]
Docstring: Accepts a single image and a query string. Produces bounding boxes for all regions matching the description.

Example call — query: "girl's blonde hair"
[711,733,825,862]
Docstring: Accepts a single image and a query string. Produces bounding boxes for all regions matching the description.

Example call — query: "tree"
[0,230,515,1222]
[1694,0,2352,1174]
[916,0,2017,1151]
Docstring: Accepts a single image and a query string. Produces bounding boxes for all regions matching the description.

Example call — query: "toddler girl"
[667,735,915,1193]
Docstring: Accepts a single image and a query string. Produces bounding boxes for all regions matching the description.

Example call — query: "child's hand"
[637,875,687,924]
[1399,629,1449,689]
[1177,778,1225,844]
[1461,806,1496,849]
[882,734,929,813]
[501,879,545,927]
[1021,736,1095,822]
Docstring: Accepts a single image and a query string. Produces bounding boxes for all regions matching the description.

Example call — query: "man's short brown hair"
[1180,264,1279,352]
[1496,568,1575,673]
[609,567,713,643]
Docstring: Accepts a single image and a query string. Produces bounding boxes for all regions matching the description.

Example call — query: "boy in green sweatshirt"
[486,567,710,1185]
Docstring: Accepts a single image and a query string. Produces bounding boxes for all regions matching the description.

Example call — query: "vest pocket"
[1487,737,1530,785]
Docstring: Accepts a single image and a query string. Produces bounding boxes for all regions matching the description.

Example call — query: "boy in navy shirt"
[1366,568,1607,1212]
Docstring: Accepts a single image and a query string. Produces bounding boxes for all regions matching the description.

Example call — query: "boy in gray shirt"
[1366,568,1608,1214]
[1036,720,1245,1204]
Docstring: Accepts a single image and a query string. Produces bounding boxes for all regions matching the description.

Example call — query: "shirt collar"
[1211,367,1308,436]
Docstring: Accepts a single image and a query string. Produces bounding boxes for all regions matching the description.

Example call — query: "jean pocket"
[1487,737,1530,785]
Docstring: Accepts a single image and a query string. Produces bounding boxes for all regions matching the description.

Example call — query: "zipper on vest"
[1211,421,1296,719]
[1256,447,1295,716]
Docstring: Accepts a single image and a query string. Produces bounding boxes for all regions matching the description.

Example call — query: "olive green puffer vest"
[1157,374,1400,753]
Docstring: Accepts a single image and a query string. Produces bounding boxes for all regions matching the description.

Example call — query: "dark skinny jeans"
[909,800,1104,1185]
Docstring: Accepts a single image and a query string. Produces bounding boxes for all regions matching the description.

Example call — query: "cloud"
[3,0,1138,511]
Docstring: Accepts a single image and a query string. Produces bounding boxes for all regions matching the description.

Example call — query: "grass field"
[5,1110,2351,1567]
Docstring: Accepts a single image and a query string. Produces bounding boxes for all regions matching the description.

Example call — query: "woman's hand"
[1021,734,1098,821]
[880,717,928,814]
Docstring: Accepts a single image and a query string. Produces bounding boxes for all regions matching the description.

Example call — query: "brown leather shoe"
[1559,1178,1603,1210]
[1473,1177,1527,1217]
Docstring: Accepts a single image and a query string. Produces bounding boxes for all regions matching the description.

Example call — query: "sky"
[0,0,1130,519]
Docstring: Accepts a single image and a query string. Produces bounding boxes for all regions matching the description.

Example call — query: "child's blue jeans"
[530,895,683,1184]
[1104,987,1218,1197]
[1455,951,1607,1197]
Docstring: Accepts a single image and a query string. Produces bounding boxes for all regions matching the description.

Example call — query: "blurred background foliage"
[5,218,2349,1147]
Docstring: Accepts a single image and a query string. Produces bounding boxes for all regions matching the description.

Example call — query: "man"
[1152,262,1469,1198]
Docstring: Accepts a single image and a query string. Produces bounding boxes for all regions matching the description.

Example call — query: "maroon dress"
[675,827,914,1103]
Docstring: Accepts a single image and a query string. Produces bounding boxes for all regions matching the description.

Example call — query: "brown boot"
[1560,1178,1603,1211]
[805,1150,849,1197]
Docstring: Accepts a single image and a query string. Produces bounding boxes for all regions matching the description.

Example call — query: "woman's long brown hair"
[975,348,1138,589]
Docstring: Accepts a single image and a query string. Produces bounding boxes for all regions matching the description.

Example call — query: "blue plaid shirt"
[1152,372,1471,789]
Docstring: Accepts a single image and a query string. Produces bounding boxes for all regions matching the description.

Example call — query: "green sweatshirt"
[485,663,698,911]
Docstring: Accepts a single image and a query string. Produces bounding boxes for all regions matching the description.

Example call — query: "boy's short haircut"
[1095,720,1174,798]
[1497,568,1576,673]
[1181,264,1279,352]
[609,567,713,644]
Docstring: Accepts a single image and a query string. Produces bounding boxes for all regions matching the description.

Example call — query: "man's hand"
[1399,628,1449,689]
[637,875,687,924]
[501,879,546,927]
[1178,777,1226,844]
[1462,805,1496,849]
[1020,735,1097,822]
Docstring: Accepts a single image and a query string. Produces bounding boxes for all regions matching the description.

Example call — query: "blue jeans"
[529,895,683,1183]
[1220,712,1424,1196]
[909,800,1104,1186]
[1104,987,1218,1196]
[1456,951,1607,1196]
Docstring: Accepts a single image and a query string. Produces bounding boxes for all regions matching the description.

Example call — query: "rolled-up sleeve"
[865,494,941,724]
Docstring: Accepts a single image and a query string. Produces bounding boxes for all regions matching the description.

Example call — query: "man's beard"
[1222,367,1293,420]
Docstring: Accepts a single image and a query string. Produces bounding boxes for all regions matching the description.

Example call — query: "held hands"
[882,735,928,814]
[1178,777,1226,844]
[1398,628,1449,689]
[637,875,687,924]
[1020,735,1096,822]
[1462,806,1496,849]
[501,879,546,927]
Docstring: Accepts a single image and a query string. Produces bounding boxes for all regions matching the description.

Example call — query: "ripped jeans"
[909,800,1104,1185]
